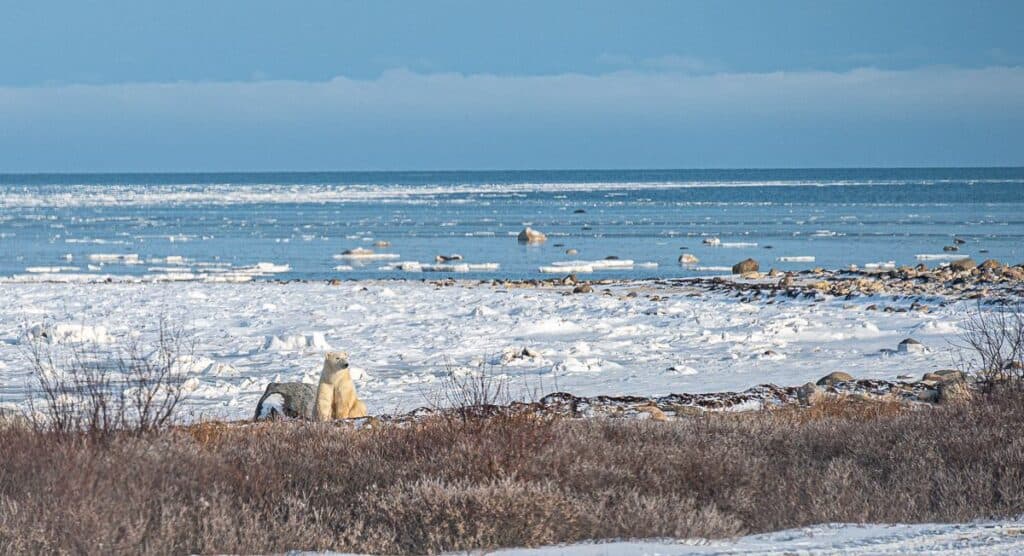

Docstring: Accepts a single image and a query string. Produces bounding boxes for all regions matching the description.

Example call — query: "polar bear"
[315,351,368,420]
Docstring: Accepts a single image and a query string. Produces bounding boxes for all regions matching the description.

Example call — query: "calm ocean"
[1,168,1022,281]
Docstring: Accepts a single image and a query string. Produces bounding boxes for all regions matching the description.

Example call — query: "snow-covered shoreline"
[0,279,977,421]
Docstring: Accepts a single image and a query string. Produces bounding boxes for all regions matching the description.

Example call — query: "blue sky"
[1,1,1022,171]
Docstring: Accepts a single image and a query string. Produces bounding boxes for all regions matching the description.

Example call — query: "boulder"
[897,338,925,354]
[679,253,699,264]
[922,369,965,383]
[949,258,977,271]
[573,284,593,294]
[254,382,316,421]
[435,254,463,263]
[517,227,547,244]
[979,259,1003,272]
[1003,266,1024,280]
[938,379,973,405]
[797,382,825,405]
[816,371,854,386]
[565,248,579,255]
[954,237,967,244]
[373,240,391,248]
[942,245,959,252]
[916,388,940,403]
[703,237,721,246]
[638,404,668,421]
[731,258,759,274]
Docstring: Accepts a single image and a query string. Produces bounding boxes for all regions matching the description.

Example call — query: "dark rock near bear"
[254,382,316,421]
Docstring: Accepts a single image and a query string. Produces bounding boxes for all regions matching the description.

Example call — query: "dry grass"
[2,392,1024,555]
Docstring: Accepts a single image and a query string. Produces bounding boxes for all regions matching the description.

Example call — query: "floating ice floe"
[88,253,141,264]
[915,254,964,261]
[144,272,198,282]
[864,261,897,270]
[25,266,79,273]
[201,262,290,283]
[538,259,636,273]
[776,256,815,263]
[333,265,354,271]
[721,242,758,248]
[703,237,721,246]
[387,261,500,272]
[334,248,401,261]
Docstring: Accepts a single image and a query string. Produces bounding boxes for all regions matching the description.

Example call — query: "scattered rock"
[954,237,967,244]
[732,258,759,274]
[517,227,547,244]
[816,371,854,386]
[638,404,668,421]
[573,284,593,294]
[562,274,578,286]
[943,245,959,252]
[435,254,463,263]
[917,388,940,403]
[565,248,579,255]
[938,379,973,404]
[949,258,977,271]
[898,338,925,354]
[922,369,965,383]
[573,209,587,214]
[979,259,1003,272]
[373,240,391,248]
[797,382,825,405]
[703,237,721,246]
[679,253,699,264]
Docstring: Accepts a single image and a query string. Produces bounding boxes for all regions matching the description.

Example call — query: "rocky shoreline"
[254,368,980,426]
[405,257,1024,303]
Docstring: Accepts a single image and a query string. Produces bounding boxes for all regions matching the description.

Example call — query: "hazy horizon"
[2,2,1023,172]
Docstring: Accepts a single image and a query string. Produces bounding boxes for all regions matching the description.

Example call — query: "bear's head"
[323,351,350,373]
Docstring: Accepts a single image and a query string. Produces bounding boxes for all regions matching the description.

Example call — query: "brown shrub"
[2,391,1024,554]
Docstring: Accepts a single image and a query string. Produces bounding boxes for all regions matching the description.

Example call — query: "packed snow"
[487,518,1024,555]
[0,280,973,420]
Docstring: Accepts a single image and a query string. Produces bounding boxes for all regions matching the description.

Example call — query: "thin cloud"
[0,66,1022,170]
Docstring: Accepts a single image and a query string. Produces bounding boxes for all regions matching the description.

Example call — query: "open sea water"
[1,168,1022,281]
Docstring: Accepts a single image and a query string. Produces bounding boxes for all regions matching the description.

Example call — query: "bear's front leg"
[315,382,335,421]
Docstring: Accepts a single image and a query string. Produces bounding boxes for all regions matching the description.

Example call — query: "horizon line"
[2,165,1024,176]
